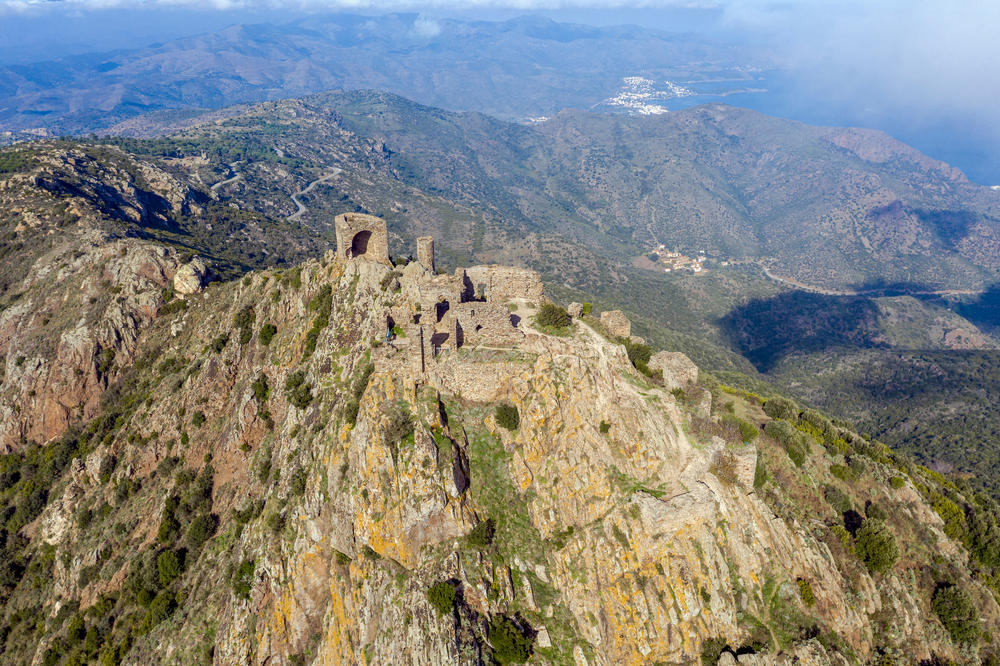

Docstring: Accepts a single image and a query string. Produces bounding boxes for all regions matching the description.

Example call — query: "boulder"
[600,310,631,338]
[567,302,584,318]
[173,257,209,295]
[649,351,698,389]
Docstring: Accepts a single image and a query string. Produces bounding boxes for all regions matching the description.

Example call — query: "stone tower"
[334,213,390,264]
[417,236,435,273]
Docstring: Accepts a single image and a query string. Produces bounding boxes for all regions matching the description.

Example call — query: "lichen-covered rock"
[649,350,698,389]
[600,309,631,338]
[173,257,209,295]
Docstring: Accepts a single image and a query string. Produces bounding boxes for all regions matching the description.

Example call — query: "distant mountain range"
[0,13,764,137]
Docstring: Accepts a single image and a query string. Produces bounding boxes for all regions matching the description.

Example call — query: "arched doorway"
[350,230,372,258]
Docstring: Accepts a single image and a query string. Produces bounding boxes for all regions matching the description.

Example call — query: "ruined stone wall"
[451,302,523,347]
[334,213,390,264]
[459,265,544,304]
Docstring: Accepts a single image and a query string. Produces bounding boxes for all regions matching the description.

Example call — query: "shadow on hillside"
[954,283,1000,333]
[718,290,885,373]
[720,278,1000,372]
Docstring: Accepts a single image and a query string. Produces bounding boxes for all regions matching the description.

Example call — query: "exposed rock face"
[172,257,209,295]
[649,350,698,389]
[600,309,631,338]
[0,235,180,451]
[1,226,997,666]
[567,302,583,318]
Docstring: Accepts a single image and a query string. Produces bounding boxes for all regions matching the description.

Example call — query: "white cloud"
[412,14,442,37]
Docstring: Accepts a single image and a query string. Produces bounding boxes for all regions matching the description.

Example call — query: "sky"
[1,0,998,181]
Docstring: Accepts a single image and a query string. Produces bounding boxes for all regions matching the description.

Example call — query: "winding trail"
[286,169,341,222]
[210,173,241,193]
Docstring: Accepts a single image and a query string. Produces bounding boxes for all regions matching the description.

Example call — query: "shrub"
[536,303,570,329]
[231,560,255,600]
[796,578,816,607]
[284,372,313,410]
[932,583,981,644]
[488,615,534,664]
[823,485,852,514]
[581,302,592,315]
[233,304,255,345]
[763,397,799,421]
[599,420,611,434]
[622,338,653,375]
[290,468,308,496]
[700,637,729,666]
[854,519,899,574]
[495,403,519,431]
[764,420,807,467]
[258,323,277,346]
[889,476,906,489]
[830,464,854,482]
[191,411,206,428]
[753,458,768,489]
[252,373,270,403]
[427,581,457,616]
[738,419,759,442]
[383,405,414,446]
[156,550,183,588]
[186,513,217,550]
[467,518,495,549]
[208,334,229,354]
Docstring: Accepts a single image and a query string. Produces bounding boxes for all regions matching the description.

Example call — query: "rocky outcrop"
[600,309,631,338]
[648,350,698,389]
[173,257,209,295]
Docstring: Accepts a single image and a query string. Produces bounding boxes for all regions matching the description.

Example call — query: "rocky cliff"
[0,158,998,665]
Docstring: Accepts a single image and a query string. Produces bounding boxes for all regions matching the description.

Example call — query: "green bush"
[427,581,457,616]
[932,583,981,644]
[581,302,592,315]
[753,458,768,489]
[823,485,852,514]
[889,476,906,489]
[599,420,611,434]
[231,560,255,600]
[763,397,799,421]
[233,305,255,345]
[186,513,217,551]
[796,578,816,607]
[700,637,729,666]
[191,411,206,428]
[207,334,229,354]
[764,420,807,467]
[854,519,899,574]
[830,464,854,482]
[467,518,495,549]
[290,468,308,496]
[258,323,277,346]
[156,550,183,588]
[536,303,570,329]
[252,373,270,403]
[284,372,313,410]
[495,403,520,431]
[738,419,759,442]
[488,615,534,664]
[383,405,414,446]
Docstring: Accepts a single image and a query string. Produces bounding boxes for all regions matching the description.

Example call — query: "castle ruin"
[337,215,544,379]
